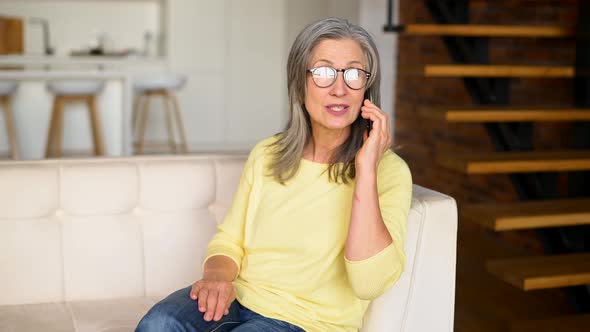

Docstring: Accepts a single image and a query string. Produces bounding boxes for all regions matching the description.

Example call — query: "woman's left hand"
[356,99,391,174]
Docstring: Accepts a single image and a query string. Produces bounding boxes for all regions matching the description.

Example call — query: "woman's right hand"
[190,276,236,322]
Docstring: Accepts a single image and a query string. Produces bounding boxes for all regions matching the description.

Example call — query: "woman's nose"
[329,73,347,96]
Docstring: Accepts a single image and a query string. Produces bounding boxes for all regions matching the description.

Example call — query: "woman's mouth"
[325,104,349,116]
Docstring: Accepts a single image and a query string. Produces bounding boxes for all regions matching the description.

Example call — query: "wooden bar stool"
[132,73,188,154]
[45,80,105,158]
[0,81,19,160]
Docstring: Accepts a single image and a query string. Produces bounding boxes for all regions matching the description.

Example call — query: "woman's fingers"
[191,279,235,321]
[360,103,391,152]
[197,287,209,312]
[190,283,199,301]
[362,105,388,132]
[225,290,236,313]
[204,288,219,321]
[361,102,389,130]
[361,107,385,137]
[212,288,229,321]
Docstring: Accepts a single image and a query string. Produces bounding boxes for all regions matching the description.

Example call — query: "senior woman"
[136,17,412,332]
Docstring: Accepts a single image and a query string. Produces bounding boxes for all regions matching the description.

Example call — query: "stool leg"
[45,99,57,157]
[132,94,145,137]
[163,92,177,153]
[54,96,65,158]
[87,96,105,156]
[170,93,188,153]
[45,96,63,158]
[1,96,19,160]
[45,98,58,158]
[136,93,151,154]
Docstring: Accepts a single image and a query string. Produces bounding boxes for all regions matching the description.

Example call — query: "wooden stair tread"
[455,221,576,330]
[424,65,574,78]
[404,24,574,38]
[437,150,590,174]
[510,314,590,332]
[419,106,590,122]
[487,253,590,290]
[461,198,590,231]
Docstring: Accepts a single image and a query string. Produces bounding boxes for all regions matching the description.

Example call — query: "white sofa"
[0,155,457,332]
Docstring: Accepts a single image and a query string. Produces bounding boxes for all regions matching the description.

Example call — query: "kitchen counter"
[0,55,167,67]
[0,70,132,159]
[0,57,167,159]
[0,69,130,79]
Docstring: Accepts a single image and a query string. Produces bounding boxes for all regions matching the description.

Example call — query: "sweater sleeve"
[201,146,258,279]
[344,152,413,300]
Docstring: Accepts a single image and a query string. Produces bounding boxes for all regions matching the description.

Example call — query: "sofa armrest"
[361,185,458,332]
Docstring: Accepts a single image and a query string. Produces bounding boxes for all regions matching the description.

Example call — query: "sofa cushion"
[0,297,163,332]
[0,156,238,305]
[0,155,457,332]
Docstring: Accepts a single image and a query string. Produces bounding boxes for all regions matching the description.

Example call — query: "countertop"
[0,54,167,66]
[0,70,131,79]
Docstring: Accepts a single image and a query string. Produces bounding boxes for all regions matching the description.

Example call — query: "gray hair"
[268,17,381,184]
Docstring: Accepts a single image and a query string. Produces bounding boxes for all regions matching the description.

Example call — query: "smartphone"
[364,92,373,133]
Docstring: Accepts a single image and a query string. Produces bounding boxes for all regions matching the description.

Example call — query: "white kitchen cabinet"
[0,0,363,156]
[164,0,287,151]
[226,0,286,143]
[163,0,361,151]
[0,1,162,57]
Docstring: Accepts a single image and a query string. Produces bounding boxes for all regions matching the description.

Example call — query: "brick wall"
[393,0,578,252]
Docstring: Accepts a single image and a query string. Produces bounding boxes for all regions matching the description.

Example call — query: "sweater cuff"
[202,247,243,280]
[344,242,405,300]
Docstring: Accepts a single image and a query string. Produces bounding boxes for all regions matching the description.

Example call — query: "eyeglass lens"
[310,66,367,90]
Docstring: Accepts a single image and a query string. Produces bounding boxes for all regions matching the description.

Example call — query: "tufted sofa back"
[0,155,246,305]
[0,155,457,331]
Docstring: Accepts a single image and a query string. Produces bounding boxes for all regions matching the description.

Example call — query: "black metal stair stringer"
[423,0,590,311]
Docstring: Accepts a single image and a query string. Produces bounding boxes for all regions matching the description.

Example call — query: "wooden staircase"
[418,106,590,122]
[395,1,590,329]
[461,198,590,231]
[404,24,574,38]
[486,253,590,291]
[424,64,575,78]
[437,150,590,174]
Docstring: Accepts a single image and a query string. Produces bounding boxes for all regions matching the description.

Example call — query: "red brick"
[395,0,577,251]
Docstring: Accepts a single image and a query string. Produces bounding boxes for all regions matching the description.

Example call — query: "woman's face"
[304,38,367,136]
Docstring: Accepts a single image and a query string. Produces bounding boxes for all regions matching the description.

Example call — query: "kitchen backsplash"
[0,0,163,56]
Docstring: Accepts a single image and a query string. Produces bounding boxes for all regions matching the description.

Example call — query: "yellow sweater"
[204,136,413,331]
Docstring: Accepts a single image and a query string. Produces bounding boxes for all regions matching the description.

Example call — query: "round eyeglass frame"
[306,66,371,90]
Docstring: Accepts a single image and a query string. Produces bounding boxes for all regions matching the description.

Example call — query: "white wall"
[165,0,360,151]
[0,0,161,56]
[328,0,359,25]
[163,0,286,151]
[359,0,398,137]
[0,0,381,156]
[285,0,330,51]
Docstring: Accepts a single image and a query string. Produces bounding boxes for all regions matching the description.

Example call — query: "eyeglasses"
[307,66,371,90]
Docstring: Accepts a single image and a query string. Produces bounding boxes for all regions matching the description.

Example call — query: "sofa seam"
[137,162,147,297]
[58,164,67,303]
[400,197,427,332]
[445,199,458,332]
[65,302,79,332]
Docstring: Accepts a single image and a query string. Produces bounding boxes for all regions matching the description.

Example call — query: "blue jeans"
[135,286,306,332]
